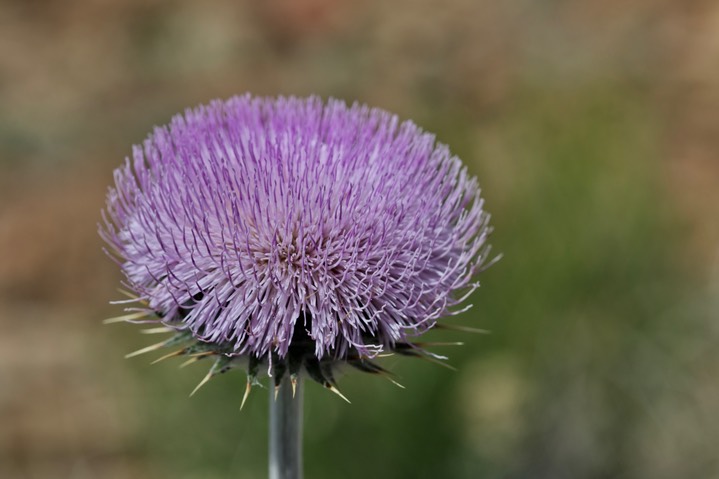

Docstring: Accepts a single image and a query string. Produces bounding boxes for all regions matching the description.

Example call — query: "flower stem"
[269,376,303,479]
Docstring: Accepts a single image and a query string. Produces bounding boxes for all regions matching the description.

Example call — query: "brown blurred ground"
[1,1,718,478]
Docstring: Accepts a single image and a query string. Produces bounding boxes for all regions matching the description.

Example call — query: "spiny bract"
[101,94,494,404]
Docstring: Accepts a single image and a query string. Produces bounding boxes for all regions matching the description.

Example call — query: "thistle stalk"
[269,376,303,479]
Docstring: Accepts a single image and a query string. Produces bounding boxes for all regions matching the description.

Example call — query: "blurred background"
[1,0,718,478]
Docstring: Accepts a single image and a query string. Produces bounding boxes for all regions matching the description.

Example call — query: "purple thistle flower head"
[101,94,493,396]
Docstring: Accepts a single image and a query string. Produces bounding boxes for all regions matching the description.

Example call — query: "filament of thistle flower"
[269,375,303,479]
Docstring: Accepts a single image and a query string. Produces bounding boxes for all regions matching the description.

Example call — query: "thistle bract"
[101,95,493,399]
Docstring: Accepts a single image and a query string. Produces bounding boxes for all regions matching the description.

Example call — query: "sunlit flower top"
[101,95,493,399]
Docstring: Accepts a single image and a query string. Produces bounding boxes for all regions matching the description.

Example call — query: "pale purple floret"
[101,95,492,361]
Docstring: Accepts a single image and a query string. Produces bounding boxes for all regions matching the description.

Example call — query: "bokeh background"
[1,0,718,478]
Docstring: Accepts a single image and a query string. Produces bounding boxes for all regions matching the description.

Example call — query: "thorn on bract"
[290,374,297,398]
[412,341,465,347]
[151,349,185,364]
[327,385,351,404]
[419,355,458,371]
[140,327,174,334]
[189,356,231,397]
[386,377,406,389]
[349,358,405,389]
[179,355,209,368]
[435,324,490,334]
[125,341,168,358]
[105,312,150,324]
[240,379,252,410]
[190,370,213,397]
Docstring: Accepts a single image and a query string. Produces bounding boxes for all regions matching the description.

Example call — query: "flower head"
[101,95,493,401]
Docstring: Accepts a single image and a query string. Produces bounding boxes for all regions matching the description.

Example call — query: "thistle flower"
[101,94,493,404]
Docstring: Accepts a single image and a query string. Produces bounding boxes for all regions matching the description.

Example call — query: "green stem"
[269,376,303,479]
